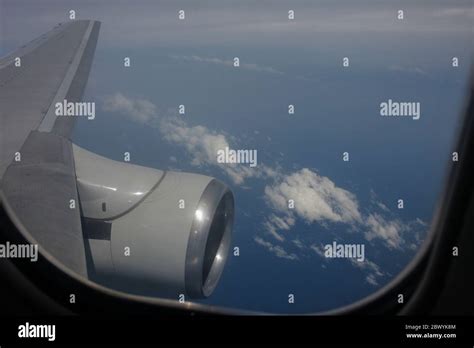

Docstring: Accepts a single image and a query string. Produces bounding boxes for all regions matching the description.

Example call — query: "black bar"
[0,316,472,345]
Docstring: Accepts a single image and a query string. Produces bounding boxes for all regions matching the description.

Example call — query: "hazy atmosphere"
[1,0,472,313]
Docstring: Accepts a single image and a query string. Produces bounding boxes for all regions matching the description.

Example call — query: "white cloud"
[101,93,275,185]
[365,213,405,249]
[376,201,390,212]
[254,237,298,260]
[264,168,363,225]
[263,168,419,250]
[310,243,385,285]
[292,239,304,249]
[349,257,383,277]
[349,257,385,286]
[160,117,228,166]
[171,55,284,75]
[310,244,327,259]
[263,214,295,241]
[432,7,474,18]
[389,65,428,76]
[160,116,277,185]
[365,274,379,286]
[102,93,156,124]
[415,218,428,227]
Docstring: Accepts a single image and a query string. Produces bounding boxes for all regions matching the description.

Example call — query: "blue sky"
[1,0,472,313]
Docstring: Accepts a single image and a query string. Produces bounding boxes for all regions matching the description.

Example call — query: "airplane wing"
[0,20,234,299]
[0,20,101,277]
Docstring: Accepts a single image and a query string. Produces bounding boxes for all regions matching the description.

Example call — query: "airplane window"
[0,0,472,314]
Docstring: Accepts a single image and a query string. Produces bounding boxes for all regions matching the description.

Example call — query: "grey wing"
[0,20,101,277]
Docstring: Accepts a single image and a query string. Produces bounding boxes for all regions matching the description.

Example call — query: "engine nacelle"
[72,145,234,299]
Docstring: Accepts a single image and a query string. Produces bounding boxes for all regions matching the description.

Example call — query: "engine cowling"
[73,144,234,299]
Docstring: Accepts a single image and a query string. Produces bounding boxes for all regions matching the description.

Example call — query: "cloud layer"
[171,55,284,75]
[254,237,298,260]
[265,168,362,225]
[102,93,156,124]
[100,93,427,287]
[101,92,275,185]
[262,168,416,251]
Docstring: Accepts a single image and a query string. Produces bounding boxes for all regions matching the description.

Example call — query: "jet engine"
[73,145,234,299]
